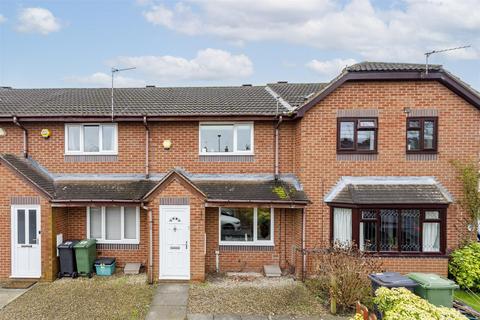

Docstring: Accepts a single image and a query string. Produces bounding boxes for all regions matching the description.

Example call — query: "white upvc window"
[86,206,140,244]
[65,123,118,155]
[199,122,254,155]
[219,207,274,246]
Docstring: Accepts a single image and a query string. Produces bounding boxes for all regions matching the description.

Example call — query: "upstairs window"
[406,118,437,153]
[337,118,377,153]
[65,123,117,155]
[199,123,254,154]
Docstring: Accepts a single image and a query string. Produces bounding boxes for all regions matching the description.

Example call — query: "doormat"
[1,281,36,289]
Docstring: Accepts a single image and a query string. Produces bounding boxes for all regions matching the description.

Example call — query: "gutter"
[13,116,28,158]
[143,116,150,179]
[206,199,309,205]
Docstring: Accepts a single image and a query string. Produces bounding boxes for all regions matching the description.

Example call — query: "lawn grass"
[455,289,480,312]
[0,274,154,320]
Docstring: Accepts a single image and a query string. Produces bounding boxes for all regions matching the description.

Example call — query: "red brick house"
[0,62,478,282]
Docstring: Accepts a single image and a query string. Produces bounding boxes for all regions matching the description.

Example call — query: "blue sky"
[0,0,479,89]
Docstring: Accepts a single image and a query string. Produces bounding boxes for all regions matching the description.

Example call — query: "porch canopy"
[324,176,453,206]
[0,154,309,207]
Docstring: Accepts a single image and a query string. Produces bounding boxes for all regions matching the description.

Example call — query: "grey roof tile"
[266,83,328,108]
[329,184,450,204]
[346,61,443,72]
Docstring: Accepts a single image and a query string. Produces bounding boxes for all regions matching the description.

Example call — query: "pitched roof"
[324,176,452,205]
[266,83,328,108]
[0,84,319,117]
[345,61,443,72]
[0,154,308,204]
[195,179,309,203]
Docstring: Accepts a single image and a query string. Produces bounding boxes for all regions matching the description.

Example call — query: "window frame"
[330,206,446,255]
[65,123,118,155]
[86,206,140,244]
[218,207,274,246]
[406,117,438,154]
[199,122,254,155]
[337,117,378,154]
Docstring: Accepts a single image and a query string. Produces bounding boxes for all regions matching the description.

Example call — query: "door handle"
[185,241,188,249]
[21,245,33,248]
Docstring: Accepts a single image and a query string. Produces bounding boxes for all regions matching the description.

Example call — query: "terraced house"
[0,62,478,282]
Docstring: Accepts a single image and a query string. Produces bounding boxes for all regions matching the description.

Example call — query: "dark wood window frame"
[337,117,378,154]
[406,117,438,154]
[330,205,447,257]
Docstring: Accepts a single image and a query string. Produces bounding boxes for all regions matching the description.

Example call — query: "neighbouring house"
[0,62,479,282]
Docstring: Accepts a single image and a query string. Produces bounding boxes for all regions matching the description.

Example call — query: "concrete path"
[0,288,28,310]
[146,284,189,320]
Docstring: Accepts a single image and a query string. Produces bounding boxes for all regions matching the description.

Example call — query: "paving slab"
[147,284,189,320]
[0,288,28,310]
[187,314,214,320]
[146,306,187,320]
[213,315,242,320]
[152,292,188,306]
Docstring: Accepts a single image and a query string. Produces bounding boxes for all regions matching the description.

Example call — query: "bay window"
[332,207,444,254]
[200,123,254,154]
[337,118,377,153]
[87,206,139,244]
[65,123,117,155]
[219,207,273,245]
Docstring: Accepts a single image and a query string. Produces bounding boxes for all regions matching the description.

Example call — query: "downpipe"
[143,116,150,179]
[13,116,28,158]
[274,115,283,180]
[142,203,153,284]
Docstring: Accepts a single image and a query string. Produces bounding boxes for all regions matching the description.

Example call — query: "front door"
[11,205,41,278]
[159,205,190,280]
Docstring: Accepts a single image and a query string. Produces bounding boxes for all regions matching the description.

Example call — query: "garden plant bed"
[188,274,348,318]
[0,274,154,320]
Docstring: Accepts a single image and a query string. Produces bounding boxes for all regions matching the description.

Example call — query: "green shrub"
[373,287,467,320]
[449,242,480,290]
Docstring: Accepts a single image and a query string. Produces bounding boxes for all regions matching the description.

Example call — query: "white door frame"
[11,205,42,278]
[159,205,190,280]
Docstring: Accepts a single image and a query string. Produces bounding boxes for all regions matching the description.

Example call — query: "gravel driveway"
[0,274,154,320]
[188,274,337,317]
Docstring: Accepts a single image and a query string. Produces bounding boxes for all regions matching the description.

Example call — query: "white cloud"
[65,72,146,88]
[111,48,253,81]
[307,58,357,78]
[142,0,479,61]
[0,14,6,24]
[16,7,61,35]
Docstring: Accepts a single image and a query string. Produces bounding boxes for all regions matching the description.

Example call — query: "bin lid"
[74,239,97,249]
[407,273,459,289]
[368,272,418,288]
[95,257,116,265]
[58,240,79,249]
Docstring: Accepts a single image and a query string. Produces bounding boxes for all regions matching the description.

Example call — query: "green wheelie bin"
[407,273,459,307]
[74,239,97,278]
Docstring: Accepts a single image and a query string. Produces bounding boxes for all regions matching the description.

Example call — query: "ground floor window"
[87,206,140,244]
[219,207,274,245]
[332,207,444,254]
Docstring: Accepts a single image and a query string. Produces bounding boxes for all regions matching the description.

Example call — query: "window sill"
[337,151,378,155]
[219,244,275,252]
[65,153,118,156]
[363,252,446,258]
[199,152,254,156]
[220,242,274,247]
[94,240,139,245]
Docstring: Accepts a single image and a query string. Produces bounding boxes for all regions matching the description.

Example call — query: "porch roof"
[0,154,309,205]
[324,176,453,205]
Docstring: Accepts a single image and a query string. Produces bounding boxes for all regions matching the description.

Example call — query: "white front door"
[11,205,41,278]
[159,205,190,280]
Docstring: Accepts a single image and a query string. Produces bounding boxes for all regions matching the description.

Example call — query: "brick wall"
[295,80,480,275]
[0,163,55,281]
[0,121,294,175]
